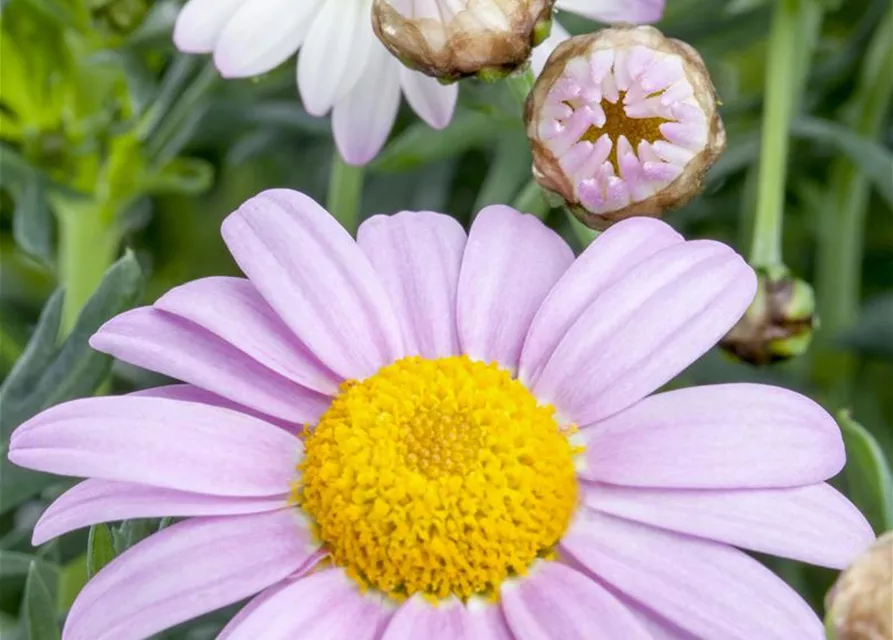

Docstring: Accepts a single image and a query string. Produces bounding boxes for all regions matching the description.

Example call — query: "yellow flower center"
[297,355,580,601]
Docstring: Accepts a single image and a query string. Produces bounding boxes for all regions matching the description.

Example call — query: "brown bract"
[524,26,726,230]
[372,0,554,81]
[826,532,892,640]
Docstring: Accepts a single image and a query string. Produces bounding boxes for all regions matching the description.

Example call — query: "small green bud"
[719,266,816,366]
[532,18,553,47]
[825,532,891,640]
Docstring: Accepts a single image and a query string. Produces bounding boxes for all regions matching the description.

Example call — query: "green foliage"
[838,410,893,532]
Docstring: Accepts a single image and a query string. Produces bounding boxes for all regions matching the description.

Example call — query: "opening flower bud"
[720,267,816,366]
[524,26,725,229]
[826,532,891,640]
[371,0,555,81]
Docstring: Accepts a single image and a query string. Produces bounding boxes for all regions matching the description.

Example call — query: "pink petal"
[154,276,339,395]
[500,561,651,640]
[212,0,321,78]
[357,211,466,359]
[33,479,287,545]
[90,307,330,424]
[63,510,317,640]
[457,206,573,371]
[560,511,824,640]
[519,217,683,387]
[222,189,405,380]
[584,482,874,569]
[173,0,248,53]
[556,0,665,24]
[399,66,458,129]
[383,596,512,640]
[219,568,391,639]
[532,240,756,425]
[130,384,302,434]
[333,46,401,165]
[579,383,845,488]
[9,396,299,497]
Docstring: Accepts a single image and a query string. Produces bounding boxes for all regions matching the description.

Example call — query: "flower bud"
[825,532,891,640]
[371,0,555,81]
[524,26,725,230]
[719,267,816,366]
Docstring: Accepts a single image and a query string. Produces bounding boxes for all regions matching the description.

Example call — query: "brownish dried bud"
[826,532,892,640]
[720,267,816,366]
[371,0,555,81]
[524,26,725,230]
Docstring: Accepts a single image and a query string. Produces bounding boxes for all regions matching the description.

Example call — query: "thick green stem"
[54,196,119,335]
[813,13,893,401]
[326,153,365,236]
[750,0,813,269]
[506,67,535,108]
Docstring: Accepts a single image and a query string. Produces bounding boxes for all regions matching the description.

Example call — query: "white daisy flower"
[173,0,459,165]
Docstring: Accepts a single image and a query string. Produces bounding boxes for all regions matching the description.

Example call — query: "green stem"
[53,196,119,335]
[506,67,536,108]
[326,152,365,235]
[750,0,814,269]
[512,180,549,219]
[813,13,893,401]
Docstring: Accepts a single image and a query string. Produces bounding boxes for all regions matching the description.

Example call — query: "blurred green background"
[0,0,891,637]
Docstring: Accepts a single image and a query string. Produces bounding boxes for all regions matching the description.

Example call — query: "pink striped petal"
[532,240,756,424]
[519,217,683,387]
[583,482,873,569]
[9,397,298,497]
[458,206,573,372]
[500,561,651,640]
[90,307,330,424]
[130,384,302,434]
[579,383,845,488]
[155,276,339,395]
[383,596,511,640]
[33,479,287,545]
[560,511,823,640]
[63,510,317,640]
[222,189,405,380]
[220,568,392,639]
[358,211,466,359]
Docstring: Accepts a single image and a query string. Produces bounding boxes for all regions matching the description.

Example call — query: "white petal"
[173,0,249,53]
[298,0,376,116]
[399,66,458,129]
[333,49,402,165]
[213,0,322,78]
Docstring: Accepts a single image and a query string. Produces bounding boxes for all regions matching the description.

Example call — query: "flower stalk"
[326,153,365,236]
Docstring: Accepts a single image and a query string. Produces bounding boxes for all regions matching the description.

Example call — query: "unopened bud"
[524,26,725,230]
[371,0,555,81]
[826,532,891,640]
[720,267,816,366]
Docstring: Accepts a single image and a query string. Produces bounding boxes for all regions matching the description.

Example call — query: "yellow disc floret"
[296,355,580,601]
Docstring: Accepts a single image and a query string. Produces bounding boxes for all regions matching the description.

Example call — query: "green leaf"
[1,145,54,263]
[0,253,144,513]
[371,110,517,172]
[22,562,60,640]
[791,116,893,210]
[838,410,893,532]
[143,157,215,196]
[86,525,116,579]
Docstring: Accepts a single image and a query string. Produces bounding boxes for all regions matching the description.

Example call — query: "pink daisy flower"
[9,189,872,639]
